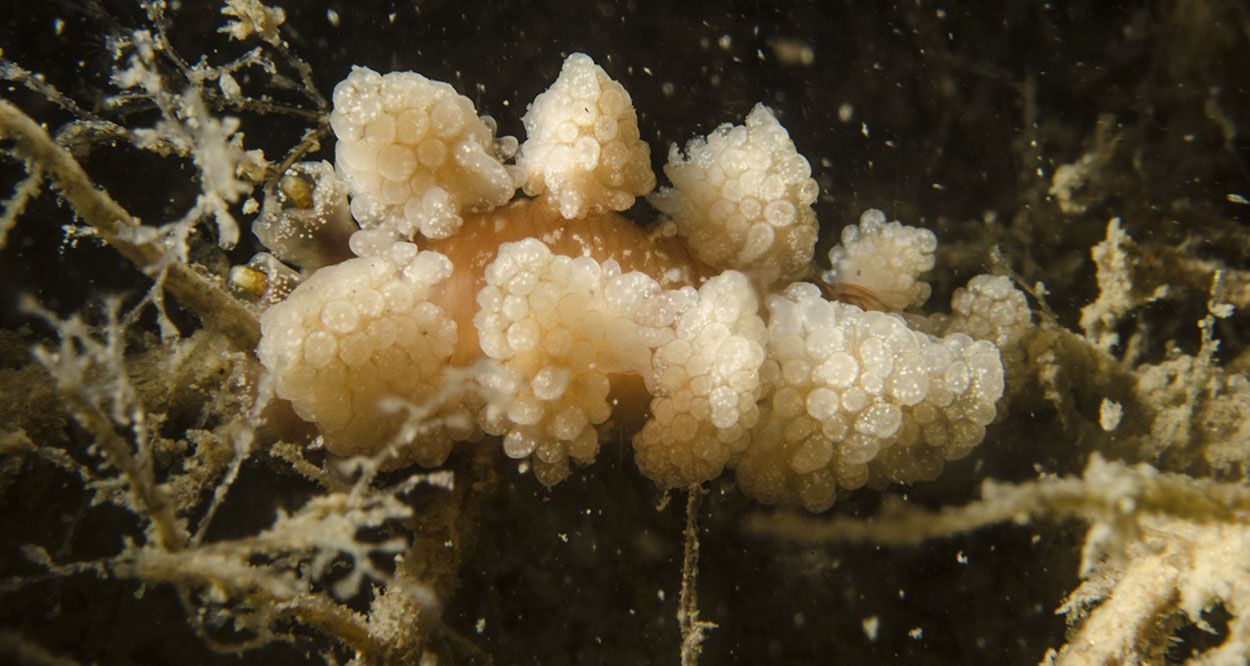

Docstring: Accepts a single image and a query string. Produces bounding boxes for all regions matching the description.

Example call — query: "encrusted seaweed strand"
[679,485,715,666]
[0,99,260,349]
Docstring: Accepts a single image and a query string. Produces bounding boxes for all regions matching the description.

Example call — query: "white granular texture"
[653,104,820,287]
[633,271,768,488]
[257,243,472,466]
[825,209,937,311]
[517,52,655,218]
[735,282,1005,511]
[943,273,1032,398]
[945,274,1032,348]
[473,238,690,486]
[330,66,518,240]
[516,53,655,220]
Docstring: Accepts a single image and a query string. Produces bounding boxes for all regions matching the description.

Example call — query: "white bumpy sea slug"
[825,208,938,311]
[736,283,1004,511]
[516,53,656,220]
[632,271,768,488]
[256,242,476,467]
[329,66,519,240]
[247,52,1033,511]
[652,103,820,289]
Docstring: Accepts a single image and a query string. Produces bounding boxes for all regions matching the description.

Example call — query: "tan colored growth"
[253,52,1025,504]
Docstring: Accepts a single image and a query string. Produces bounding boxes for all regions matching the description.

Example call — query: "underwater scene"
[2,1,1250,663]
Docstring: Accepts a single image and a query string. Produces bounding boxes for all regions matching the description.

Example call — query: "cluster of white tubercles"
[254,59,1030,505]
[943,274,1033,394]
[517,53,656,220]
[735,283,1005,511]
[473,238,689,486]
[825,209,938,311]
[257,242,471,467]
[653,104,820,287]
[633,272,768,488]
[330,66,518,240]
[945,275,1033,349]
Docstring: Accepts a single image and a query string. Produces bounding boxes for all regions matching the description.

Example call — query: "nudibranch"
[247,52,1032,511]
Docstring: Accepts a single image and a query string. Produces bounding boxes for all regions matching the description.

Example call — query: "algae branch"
[2,1,1250,664]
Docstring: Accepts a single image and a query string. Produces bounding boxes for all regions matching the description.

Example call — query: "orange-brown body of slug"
[422,198,714,366]
[417,199,716,434]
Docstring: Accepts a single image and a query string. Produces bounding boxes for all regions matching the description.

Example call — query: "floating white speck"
[862,616,880,641]
[769,37,815,65]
